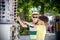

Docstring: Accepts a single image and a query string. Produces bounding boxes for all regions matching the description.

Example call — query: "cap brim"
[32,12,39,14]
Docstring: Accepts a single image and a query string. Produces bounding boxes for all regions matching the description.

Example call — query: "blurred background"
[0,0,60,40]
[17,0,60,35]
[17,0,60,40]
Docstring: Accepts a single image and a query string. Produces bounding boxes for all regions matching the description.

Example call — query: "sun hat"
[32,12,39,15]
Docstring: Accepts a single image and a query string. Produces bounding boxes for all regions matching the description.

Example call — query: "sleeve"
[26,24,34,28]
[26,24,30,28]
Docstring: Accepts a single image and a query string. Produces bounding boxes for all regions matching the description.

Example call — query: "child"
[17,12,40,40]
[17,16,48,40]
[36,16,48,40]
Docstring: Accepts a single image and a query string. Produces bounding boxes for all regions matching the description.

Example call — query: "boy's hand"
[17,17,21,21]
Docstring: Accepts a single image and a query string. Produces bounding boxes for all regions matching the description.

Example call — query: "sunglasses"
[14,12,16,14]
[2,16,5,18]
[10,14,14,16]
[2,5,5,7]
[1,7,5,11]
[14,18,16,20]
[2,2,5,4]
[14,7,16,9]
[33,17,38,18]
[14,10,16,12]
[2,12,5,14]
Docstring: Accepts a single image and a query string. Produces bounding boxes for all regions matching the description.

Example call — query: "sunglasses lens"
[14,10,16,12]
[14,13,16,15]
[2,12,5,14]
[2,5,5,7]
[33,17,38,18]
[2,16,5,18]
[14,18,16,20]
[2,2,5,4]
[2,7,5,11]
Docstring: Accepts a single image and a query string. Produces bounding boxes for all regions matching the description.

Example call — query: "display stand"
[0,0,20,40]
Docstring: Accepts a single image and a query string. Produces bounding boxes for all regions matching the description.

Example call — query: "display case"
[0,0,19,40]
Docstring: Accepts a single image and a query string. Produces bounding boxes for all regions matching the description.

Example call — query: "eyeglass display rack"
[0,0,20,40]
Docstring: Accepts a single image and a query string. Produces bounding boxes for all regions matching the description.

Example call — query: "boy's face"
[38,19,45,25]
[32,15,39,23]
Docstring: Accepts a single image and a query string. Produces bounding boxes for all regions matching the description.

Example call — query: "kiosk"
[0,0,19,40]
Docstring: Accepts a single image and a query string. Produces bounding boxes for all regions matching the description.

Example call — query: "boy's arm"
[17,17,27,28]
[23,21,35,27]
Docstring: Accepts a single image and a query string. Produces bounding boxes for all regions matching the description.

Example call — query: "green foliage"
[17,0,60,35]
[20,26,29,35]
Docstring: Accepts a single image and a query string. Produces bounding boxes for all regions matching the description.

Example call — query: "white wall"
[0,24,12,40]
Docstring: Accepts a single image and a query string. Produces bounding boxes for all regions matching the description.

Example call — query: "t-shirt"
[27,24,46,40]
[27,24,37,40]
[36,25,46,40]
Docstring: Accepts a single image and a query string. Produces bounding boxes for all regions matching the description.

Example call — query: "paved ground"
[45,33,55,40]
[19,33,55,40]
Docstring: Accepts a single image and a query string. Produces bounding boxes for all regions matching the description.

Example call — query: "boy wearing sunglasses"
[17,12,40,40]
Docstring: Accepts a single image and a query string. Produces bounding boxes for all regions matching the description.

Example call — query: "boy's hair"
[39,16,48,23]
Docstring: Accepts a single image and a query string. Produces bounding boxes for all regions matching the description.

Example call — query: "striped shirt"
[27,24,37,40]
[27,24,46,40]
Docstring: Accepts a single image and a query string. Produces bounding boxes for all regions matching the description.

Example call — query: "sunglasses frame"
[33,17,38,18]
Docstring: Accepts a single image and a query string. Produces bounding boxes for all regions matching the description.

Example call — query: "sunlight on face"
[32,15,39,23]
